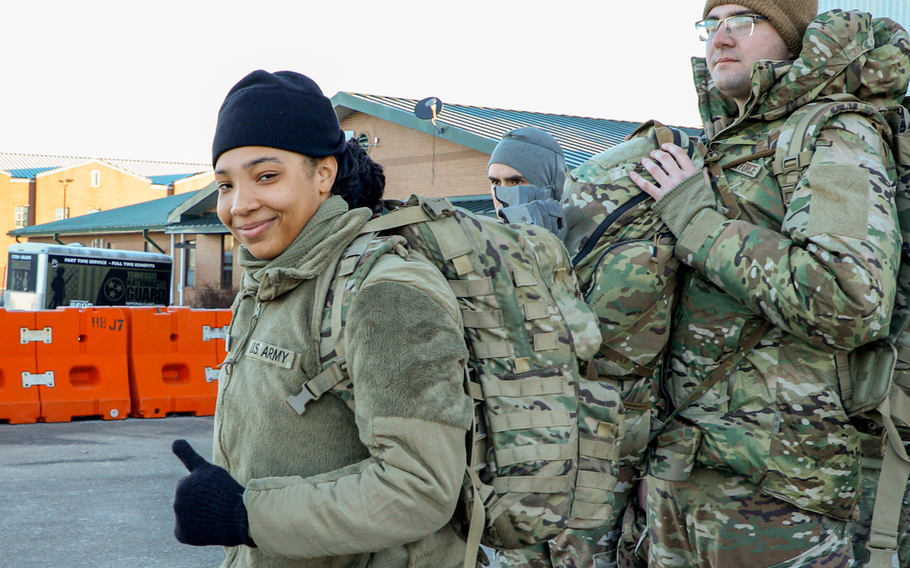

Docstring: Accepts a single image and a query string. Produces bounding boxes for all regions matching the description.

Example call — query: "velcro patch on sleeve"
[805,164,870,240]
[246,339,297,369]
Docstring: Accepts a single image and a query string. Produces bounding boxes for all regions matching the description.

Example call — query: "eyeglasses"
[695,14,770,41]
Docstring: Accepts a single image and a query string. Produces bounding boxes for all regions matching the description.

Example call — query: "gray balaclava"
[489,127,566,199]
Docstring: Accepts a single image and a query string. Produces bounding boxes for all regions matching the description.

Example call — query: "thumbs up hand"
[172,439,256,548]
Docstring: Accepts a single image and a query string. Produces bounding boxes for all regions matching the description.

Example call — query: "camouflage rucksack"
[561,122,707,471]
[767,92,910,568]
[286,195,610,565]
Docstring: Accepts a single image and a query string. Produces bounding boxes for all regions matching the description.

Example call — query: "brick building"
[8,94,693,307]
[331,92,652,200]
[0,153,213,289]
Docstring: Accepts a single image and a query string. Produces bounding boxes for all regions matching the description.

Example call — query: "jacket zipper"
[217,294,263,473]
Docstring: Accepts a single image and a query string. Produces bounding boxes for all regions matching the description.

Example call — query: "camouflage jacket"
[214,196,473,568]
[652,10,908,519]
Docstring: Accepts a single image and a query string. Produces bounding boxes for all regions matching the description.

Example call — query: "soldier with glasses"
[630,0,907,566]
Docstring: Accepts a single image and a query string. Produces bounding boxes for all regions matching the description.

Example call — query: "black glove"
[172,439,256,548]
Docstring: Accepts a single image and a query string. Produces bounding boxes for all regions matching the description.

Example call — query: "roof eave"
[9,225,169,238]
[165,224,229,235]
[331,92,497,155]
[167,182,218,223]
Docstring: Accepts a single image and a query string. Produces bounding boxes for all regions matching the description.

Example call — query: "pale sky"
[0,0,707,165]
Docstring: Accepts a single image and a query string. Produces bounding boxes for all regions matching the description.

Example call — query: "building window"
[222,235,234,288]
[14,205,28,228]
[87,206,101,214]
[185,240,196,288]
[91,170,100,187]
[56,207,70,221]
[91,238,105,248]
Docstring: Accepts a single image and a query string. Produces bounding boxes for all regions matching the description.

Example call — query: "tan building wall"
[173,172,215,195]
[34,161,169,226]
[2,164,212,292]
[0,174,33,283]
[339,113,491,200]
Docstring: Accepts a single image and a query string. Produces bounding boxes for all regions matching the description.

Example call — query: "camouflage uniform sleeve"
[244,254,473,558]
[658,113,901,350]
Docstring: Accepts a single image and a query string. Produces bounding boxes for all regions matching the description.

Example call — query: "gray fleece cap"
[489,127,566,199]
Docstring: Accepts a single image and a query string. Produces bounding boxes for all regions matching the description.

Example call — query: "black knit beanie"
[212,70,347,167]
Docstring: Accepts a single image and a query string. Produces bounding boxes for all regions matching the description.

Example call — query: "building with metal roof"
[9,191,201,241]
[331,92,698,216]
[333,93,684,170]
[0,153,215,300]
[8,184,233,307]
[0,153,210,185]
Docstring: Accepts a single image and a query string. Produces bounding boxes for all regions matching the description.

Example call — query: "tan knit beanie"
[703,0,818,56]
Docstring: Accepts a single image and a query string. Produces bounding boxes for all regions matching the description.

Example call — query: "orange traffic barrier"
[0,309,42,424]
[126,307,228,418]
[34,307,131,423]
[214,309,232,367]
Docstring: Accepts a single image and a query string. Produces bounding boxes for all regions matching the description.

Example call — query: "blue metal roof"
[8,167,56,178]
[149,173,204,185]
[0,153,210,183]
[448,195,496,217]
[333,93,701,169]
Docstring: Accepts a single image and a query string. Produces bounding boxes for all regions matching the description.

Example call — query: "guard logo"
[731,161,762,178]
[246,340,296,370]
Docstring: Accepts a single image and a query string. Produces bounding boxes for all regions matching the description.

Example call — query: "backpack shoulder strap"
[867,395,910,568]
[771,94,883,207]
[656,321,771,430]
[284,231,396,415]
[771,96,910,568]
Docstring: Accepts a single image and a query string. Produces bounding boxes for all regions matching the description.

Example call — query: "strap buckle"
[780,155,801,173]
[285,384,317,415]
[421,197,456,219]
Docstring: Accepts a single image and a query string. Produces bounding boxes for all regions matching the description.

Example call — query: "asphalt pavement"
[0,416,501,568]
[1,416,224,568]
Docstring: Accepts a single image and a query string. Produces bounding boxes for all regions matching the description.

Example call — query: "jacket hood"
[694,10,910,138]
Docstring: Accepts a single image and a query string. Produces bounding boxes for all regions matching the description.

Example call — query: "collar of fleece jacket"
[237,195,371,301]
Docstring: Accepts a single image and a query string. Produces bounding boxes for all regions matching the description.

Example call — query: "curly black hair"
[330,140,385,213]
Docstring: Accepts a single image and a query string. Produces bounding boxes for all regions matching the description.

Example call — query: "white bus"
[4,243,173,310]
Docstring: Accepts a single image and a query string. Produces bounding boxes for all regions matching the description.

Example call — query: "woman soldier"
[171,70,474,568]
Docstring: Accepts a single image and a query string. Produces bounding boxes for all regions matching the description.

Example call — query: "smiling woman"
[215,147,334,260]
[169,70,474,568]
